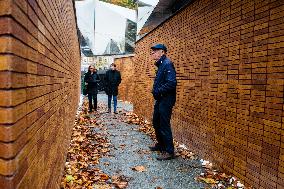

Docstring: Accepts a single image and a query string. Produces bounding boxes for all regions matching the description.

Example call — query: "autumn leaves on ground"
[60,96,252,189]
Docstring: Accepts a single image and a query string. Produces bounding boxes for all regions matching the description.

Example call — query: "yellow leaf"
[75,179,82,185]
[199,177,216,184]
[65,175,74,183]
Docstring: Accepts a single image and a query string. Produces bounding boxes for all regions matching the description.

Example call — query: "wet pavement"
[92,94,206,189]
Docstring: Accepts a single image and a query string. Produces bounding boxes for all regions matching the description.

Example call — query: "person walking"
[105,63,121,114]
[84,65,100,113]
[149,44,177,160]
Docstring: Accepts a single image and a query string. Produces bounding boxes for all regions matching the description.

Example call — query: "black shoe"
[149,145,162,151]
[156,152,175,161]
[88,110,92,113]
[114,111,118,114]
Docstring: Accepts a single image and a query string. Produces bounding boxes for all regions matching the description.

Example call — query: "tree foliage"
[99,0,136,9]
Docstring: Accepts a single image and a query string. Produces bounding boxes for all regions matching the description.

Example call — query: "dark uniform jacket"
[84,72,100,94]
[152,55,177,102]
[105,69,121,96]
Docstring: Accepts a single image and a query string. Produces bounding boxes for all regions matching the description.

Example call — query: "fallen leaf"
[100,173,110,180]
[77,136,85,142]
[75,179,82,185]
[115,181,128,189]
[197,177,217,184]
[103,162,110,166]
[65,175,74,183]
[73,131,81,136]
[132,165,146,172]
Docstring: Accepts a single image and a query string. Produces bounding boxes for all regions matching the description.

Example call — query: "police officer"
[149,44,177,160]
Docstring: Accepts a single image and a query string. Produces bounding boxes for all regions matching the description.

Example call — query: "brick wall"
[115,55,135,103]
[0,0,80,188]
[129,0,284,188]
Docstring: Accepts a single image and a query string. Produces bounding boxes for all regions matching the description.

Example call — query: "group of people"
[84,63,121,114]
[84,44,177,161]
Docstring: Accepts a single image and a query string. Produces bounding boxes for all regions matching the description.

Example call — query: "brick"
[267,60,284,67]
[269,42,284,50]
[0,0,12,16]
[0,89,26,107]
[268,36,284,45]
[255,22,268,31]
[0,55,28,73]
[270,10,284,20]
[0,131,28,159]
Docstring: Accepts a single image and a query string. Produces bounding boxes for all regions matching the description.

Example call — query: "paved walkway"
[92,94,205,189]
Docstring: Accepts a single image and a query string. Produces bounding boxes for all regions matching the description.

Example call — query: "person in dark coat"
[84,65,100,113]
[149,44,177,160]
[105,63,121,114]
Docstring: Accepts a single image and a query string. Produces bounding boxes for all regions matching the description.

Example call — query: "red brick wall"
[130,0,284,188]
[0,0,80,188]
[115,55,135,103]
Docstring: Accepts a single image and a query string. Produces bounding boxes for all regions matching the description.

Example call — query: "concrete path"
[92,94,206,189]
